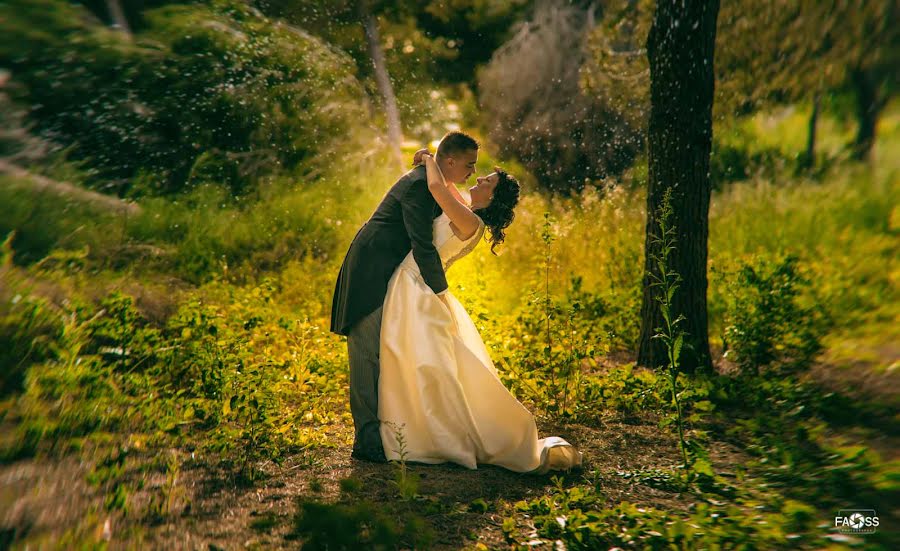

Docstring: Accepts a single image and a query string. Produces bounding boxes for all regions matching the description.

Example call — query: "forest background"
[0,1,898,549]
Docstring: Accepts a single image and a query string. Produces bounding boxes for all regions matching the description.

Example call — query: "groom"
[330,131,479,462]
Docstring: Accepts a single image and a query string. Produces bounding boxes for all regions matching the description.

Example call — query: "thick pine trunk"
[637,0,719,373]
[851,67,878,162]
[359,1,404,172]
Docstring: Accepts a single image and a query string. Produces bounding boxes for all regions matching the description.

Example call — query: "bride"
[377,151,582,474]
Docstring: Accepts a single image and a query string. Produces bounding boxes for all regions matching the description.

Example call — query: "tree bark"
[801,94,819,169]
[637,0,720,374]
[105,0,132,36]
[359,1,404,172]
[851,66,878,162]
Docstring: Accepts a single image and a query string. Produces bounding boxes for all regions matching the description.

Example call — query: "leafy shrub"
[514,477,828,549]
[86,291,162,373]
[292,498,432,550]
[0,239,62,396]
[722,254,828,374]
[8,299,133,459]
[2,261,348,475]
[709,140,792,186]
[0,0,368,196]
[491,215,608,418]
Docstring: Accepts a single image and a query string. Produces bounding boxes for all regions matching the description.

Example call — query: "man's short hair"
[437,131,479,159]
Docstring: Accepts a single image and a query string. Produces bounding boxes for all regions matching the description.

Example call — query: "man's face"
[444,149,478,184]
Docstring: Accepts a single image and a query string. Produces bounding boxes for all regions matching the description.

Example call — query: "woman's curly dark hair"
[473,167,520,255]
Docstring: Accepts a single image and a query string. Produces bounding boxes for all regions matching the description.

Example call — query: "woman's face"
[469,172,499,208]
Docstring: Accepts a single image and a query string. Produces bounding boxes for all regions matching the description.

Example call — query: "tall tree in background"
[358,0,404,171]
[637,0,720,373]
[585,1,891,170]
[258,0,529,145]
[258,0,412,168]
[105,0,132,35]
[838,1,898,161]
[716,0,898,164]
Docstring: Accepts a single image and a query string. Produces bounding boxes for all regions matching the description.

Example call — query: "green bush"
[722,254,828,374]
[0,0,368,196]
[292,498,432,550]
[0,177,123,265]
[2,261,348,470]
[0,242,62,397]
[710,140,790,185]
[0,174,340,282]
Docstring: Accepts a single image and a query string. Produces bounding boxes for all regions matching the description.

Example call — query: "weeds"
[646,189,692,470]
[145,450,187,524]
[722,254,828,374]
[384,421,419,501]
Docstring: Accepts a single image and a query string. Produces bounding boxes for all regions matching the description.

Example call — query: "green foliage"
[3,299,130,459]
[488,186,645,349]
[259,0,530,86]
[517,488,829,550]
[0,247,62,397]
[0,0,368,196]
[510,442,895,550]
[722,254,828,374]
[149,278,346,479]
[710,139,797,185]
[87,292,162,373]
[578,363,660,414]
[1,263,349,476]
[0,174,340,283]
[491,214,608,419]
[716,0,898,114]
[581,0,653,131]
[292,498,433,550]
[712,372,896,508]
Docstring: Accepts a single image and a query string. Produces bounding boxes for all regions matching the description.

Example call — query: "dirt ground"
[2,355,897,550]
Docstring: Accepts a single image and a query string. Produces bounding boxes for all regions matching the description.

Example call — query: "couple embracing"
[330,131,582,474]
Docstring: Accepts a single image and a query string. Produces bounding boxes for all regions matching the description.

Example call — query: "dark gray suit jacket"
[330,165,447,336]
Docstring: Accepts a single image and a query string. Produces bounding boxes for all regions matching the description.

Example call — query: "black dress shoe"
[351,448,387,463]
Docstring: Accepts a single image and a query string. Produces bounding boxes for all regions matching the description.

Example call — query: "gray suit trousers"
[347,305,384,455]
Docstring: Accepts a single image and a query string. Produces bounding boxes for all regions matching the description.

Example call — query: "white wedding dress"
[378,213,582,474]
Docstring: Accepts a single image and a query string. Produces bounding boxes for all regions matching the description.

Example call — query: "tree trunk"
[105,0,132,35]
[359,1,404,172]
[851,67,878,162]
[801,94,819,169]
[637,0,719,374]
